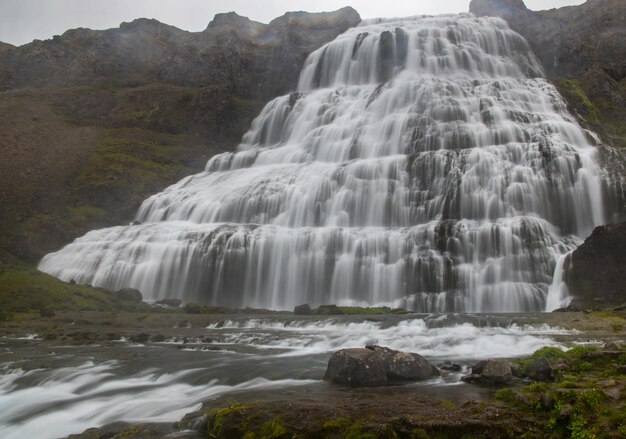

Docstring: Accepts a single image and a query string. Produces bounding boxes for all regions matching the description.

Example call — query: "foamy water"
[0,316,577,438]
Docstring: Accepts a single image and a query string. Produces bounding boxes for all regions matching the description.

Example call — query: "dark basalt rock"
[566,222,626,307]
[293,303,312,315]
[324,345,438,386]
[439,360,462,372]
[116,287,143,302]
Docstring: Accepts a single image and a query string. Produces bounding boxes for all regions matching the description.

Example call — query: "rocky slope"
[0,7,360,264]
[469,0,625,80]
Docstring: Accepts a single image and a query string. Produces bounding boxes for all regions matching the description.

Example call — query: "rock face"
[566,222,626,306]
[0,8,361,96]
[469,0,626,80]
[0,8,360,263]
[324,345,438,386]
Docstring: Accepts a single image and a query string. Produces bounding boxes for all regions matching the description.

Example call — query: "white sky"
[0,0,586,46]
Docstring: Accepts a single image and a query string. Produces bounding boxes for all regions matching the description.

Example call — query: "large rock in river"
[463,359,513,385]
[324,345,438,386]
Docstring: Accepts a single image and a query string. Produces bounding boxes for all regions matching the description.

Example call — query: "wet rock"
[366,345,439,381]
[116,287,143,302]
[293,304,312,315]
[526,358,552,381]
[439,360,462,372]
[39,308,56,317]
[463,359,512,385]
[324,348,388,386]
[325,345,438,386]
[177,410,208,432]
[567,223,626,307]
[129,333,150,343]
[150,334,166,342]
[155,298,182,307]
[552,302,581,312]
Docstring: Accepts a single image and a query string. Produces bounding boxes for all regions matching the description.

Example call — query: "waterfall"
[39,14,619,312]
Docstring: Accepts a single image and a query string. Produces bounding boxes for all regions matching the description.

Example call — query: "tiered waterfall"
[39,14,622,312]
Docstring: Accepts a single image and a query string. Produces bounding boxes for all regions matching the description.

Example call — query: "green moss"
[344,422,377,439]
[410,428,430,439]
[0,264,149,315]
[553,77,626,149]
[495,343,626,439]
[322,416,350,430]
[73,136,183,197]
[257,417,287,438]
[438,399,456,410]
[530,346,567,360]
[494,388,516,404]
[207,403,252,437]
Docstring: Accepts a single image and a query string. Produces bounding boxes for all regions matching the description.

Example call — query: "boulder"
[324,348,388,386]
[366,345,439,381]
[324,345,438,386]
[463,359,512,385]
[439,360,462,372]
[566,223,626,312]
[116,288,143,302]
[294,304,312,315]
[525,358,553,381]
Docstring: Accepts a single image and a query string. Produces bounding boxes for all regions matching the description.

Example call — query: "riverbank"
[1,309,624,438]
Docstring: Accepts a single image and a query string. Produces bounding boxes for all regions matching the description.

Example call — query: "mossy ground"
[497,345,626,438]
[0,264,150,320]
[553,76,626,149]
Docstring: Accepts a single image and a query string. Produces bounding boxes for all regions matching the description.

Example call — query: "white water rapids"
[0,316,578,438]
[39,14,623,312]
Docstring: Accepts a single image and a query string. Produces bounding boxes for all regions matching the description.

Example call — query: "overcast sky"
[0,0,586,46]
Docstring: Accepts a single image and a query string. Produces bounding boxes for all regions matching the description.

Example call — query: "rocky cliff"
[566,222,626,306]
[0,7,360,263]
[469,0,625,80]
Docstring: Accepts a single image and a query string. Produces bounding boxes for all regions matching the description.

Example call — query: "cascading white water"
[39,14,620,312]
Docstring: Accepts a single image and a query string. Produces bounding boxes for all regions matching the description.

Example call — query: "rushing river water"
[0,314,584,439]
[38,14,625,312]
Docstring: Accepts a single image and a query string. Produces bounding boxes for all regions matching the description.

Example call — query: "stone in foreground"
[324,345,438,386]
[462,359,513,385]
